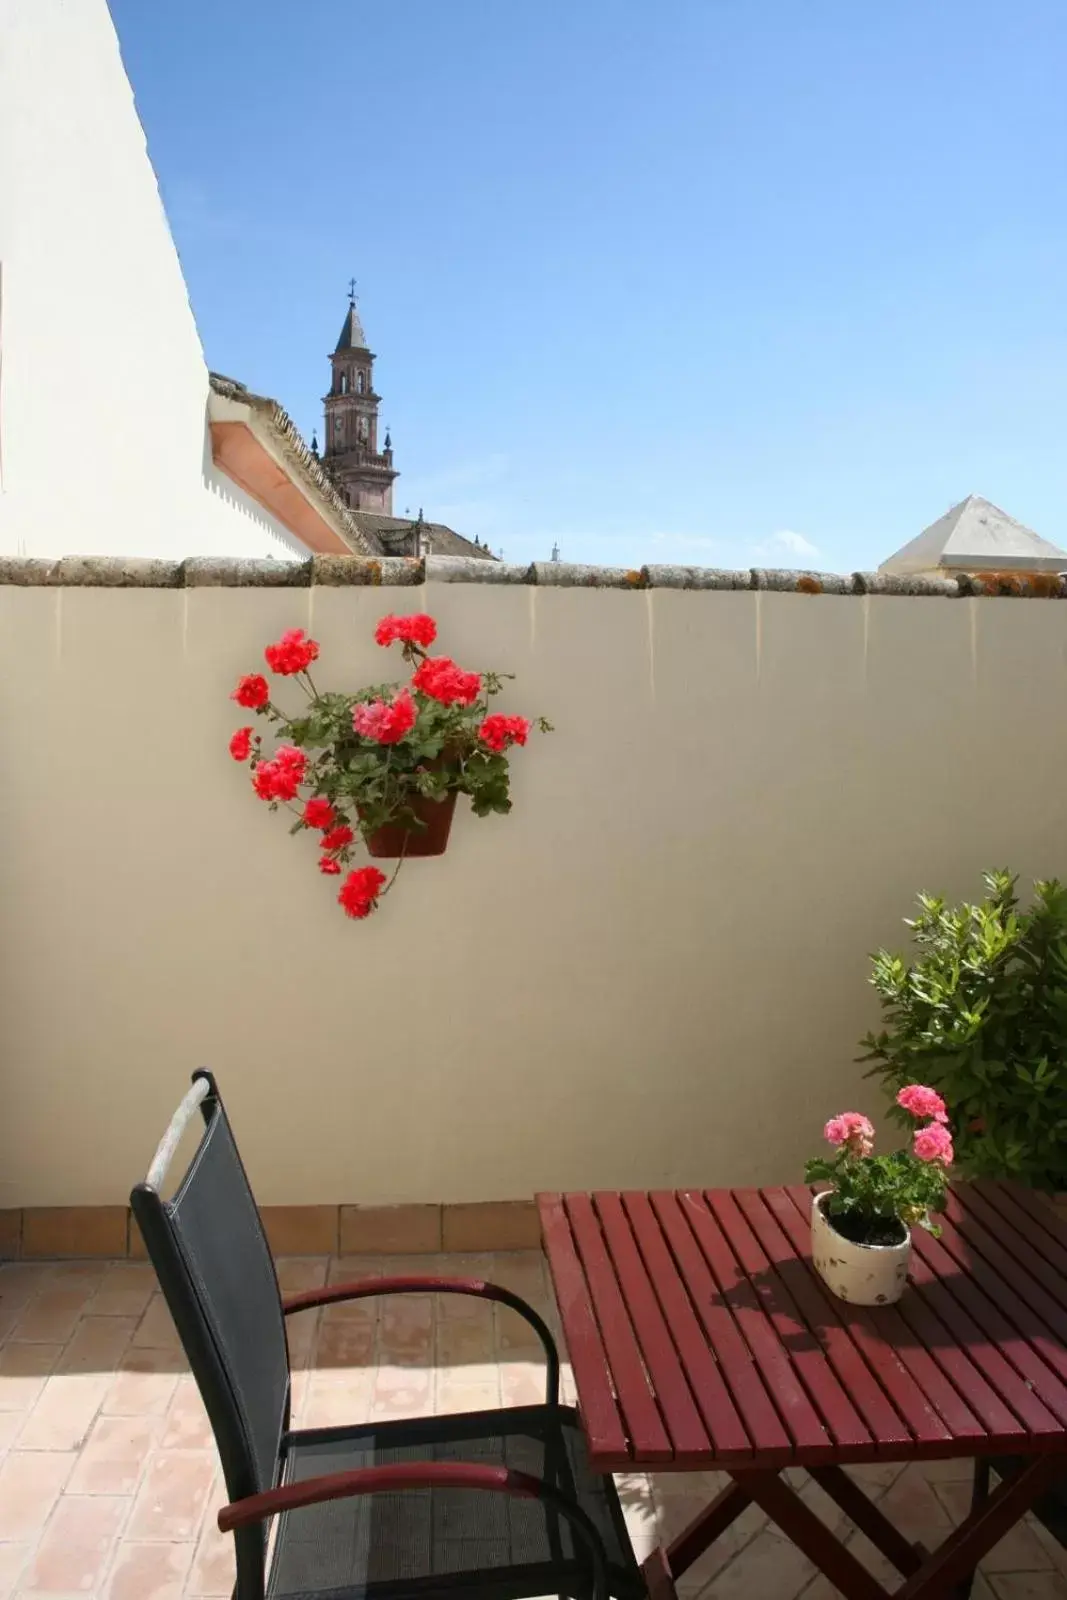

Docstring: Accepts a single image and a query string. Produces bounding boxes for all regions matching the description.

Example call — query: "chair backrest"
[131,1072,291,1514]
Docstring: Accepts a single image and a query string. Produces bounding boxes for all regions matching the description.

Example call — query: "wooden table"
[538,1182,1067,1600]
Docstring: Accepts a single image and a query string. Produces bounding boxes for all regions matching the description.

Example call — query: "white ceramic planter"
[810,1191,912,1305]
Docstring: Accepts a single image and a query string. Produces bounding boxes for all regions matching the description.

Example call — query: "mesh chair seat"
[269,1406,644,1600]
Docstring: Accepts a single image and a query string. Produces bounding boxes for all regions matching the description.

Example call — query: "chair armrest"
[282,1276,560,1405]
[218,1461,609,1600]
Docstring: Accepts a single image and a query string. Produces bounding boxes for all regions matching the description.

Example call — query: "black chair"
[131,1071,645,1600]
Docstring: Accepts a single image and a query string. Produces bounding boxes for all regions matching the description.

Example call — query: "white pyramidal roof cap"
[880,495,1067,575]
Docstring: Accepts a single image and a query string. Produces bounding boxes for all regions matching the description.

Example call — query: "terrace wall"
[1,559,1064,1217]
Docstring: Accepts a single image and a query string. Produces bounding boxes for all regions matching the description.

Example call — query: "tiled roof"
[3,556,1067,594]
[347,512,496,562]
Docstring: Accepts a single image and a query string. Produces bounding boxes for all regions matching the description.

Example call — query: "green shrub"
[861,870,1067,1190]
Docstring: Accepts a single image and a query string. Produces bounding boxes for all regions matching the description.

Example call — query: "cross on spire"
[347,277,357,304]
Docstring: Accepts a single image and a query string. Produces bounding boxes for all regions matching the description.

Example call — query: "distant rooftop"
[880,495,1067,576]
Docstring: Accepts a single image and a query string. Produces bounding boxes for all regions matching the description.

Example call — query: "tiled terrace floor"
[1,1252,1066,1599]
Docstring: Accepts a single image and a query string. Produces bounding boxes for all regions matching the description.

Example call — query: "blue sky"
[109,0,1066,571]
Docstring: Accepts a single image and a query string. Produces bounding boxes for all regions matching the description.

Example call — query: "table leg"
[662,1480,752,1578]
[810,1466,923,1577]
[894,1454,1065,1600]
[737,1470,892,1600]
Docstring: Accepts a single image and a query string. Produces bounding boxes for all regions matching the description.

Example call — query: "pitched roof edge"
[208,373,378,556]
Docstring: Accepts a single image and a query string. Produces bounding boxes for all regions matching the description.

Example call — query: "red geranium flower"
[321,824,354,852]
[338,866,387,919]
[274,745,307,779]
[252,761,296,803]
[251,745,306,802]
[375,613,437,649]
[412,656,481,706]
[229,727,254,762]
[232,673,270,709]
[478,714,531,754]
[319,856,342,876]
[264,628,320,676]
[352,688,417,745]
[302,797,336,830]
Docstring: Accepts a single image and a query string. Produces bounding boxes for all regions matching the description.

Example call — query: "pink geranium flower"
[913,1122,954,1165]
[896,1085,949,1124]
[824,1112,875,1156]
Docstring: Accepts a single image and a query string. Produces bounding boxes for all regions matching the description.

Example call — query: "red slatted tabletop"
[539,1183,1067,1600]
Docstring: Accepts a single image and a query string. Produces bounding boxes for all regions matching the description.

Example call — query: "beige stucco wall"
[1,581,1064,1207]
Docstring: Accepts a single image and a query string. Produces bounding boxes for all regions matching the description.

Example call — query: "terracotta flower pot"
[363,790,458,858]
[811,1191,911,1306]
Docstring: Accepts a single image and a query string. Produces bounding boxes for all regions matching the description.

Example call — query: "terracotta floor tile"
[314,1317,376,1369]
[0,1544,30,1600]
[0,1408,26,1449]
[46,1262,108,1288]
[0,1452,77,1539]
[915,1454,979,1483]
[876,1463,953,1542]
[434,1375,500,1415]
[20,1493,127,1594]
[100,1540,194,1600]
[378,1297,433,1365]
[615,1473,657,1542]
[67,1414,161,1495]
[300,1370,374,1430]
[988,1575,1067,1599]
[699,1526,814,1599]
[102,1348,184,1418]
[844,1460,908,1492]
[273,1257,329,1293]
[89,1265,156,1322]
[326,1256,385,1283]
[126,1451,216,1541]
[10,1289,92,1345]
[369,1363,433,1421]
[159,1379,213,1452]
[436,1308,494,1365]
[500,1360,548,1406]
[131,1297,182,1352]
[16,1372,110,1451]
[59,1316,137,1374]
[0,1344,62,1412]
[496,1304,544,1354]
[0,1266,55,1313]
[186,1511,235,1598]
[934,1480,1054,1572]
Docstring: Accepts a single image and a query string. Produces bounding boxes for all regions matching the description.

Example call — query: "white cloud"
[752,529,822,565]
[770,529,821,558]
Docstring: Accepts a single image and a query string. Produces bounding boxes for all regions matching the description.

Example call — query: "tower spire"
[322,288,398,513]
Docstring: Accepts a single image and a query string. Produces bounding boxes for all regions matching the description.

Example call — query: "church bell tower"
[322,285,398,513]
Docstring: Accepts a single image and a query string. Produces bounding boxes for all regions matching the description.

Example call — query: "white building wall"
[0,0,294,560]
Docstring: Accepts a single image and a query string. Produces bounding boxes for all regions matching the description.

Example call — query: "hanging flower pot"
[363,790,458,858]
[227,612,550,920]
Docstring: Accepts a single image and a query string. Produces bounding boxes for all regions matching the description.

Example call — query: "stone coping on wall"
[1,555,1066,596]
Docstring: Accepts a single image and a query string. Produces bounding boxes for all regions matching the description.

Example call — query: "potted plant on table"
[227,611,549,921]
[805,1087,953,1305]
